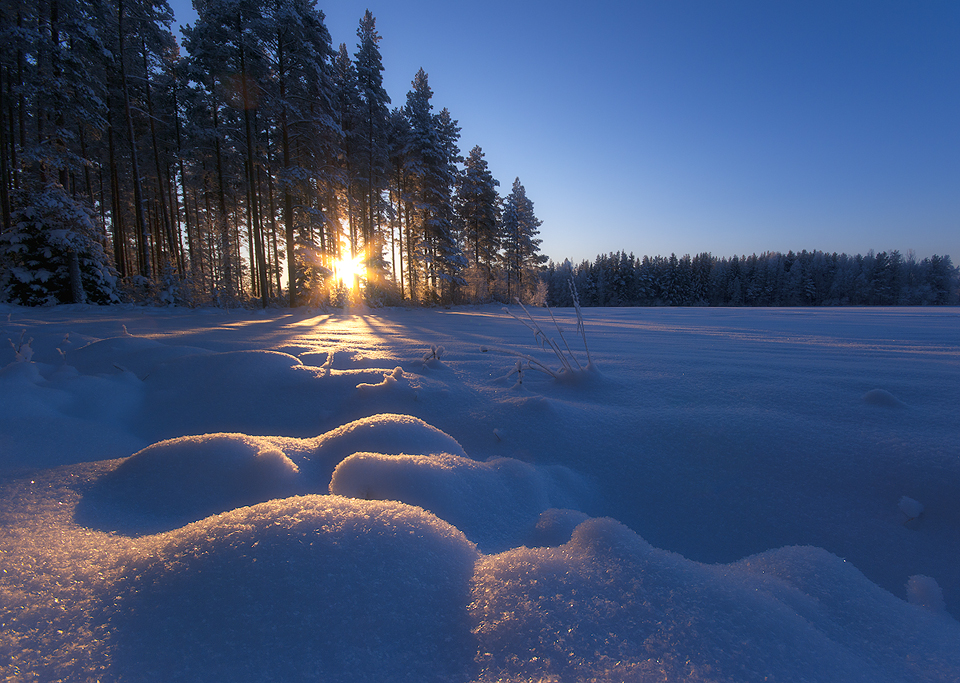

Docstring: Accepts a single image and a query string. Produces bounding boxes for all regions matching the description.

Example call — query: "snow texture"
[331,451,592,552]
[1,303,958,682]
[108,495,479,682]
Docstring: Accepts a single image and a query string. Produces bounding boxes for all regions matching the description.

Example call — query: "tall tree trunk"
[394,162,404,296]
[173,82,197,283]
[106,93,126,276]
[0,67,10,232]
[118,0,151,277]
[97,157,107,241]
[166,162,184,271]
[213,103,232,298]
[78,122,93,205]
[35,0,48,183]
[141,35,175,275]
[50,0,69,188]
[255,153,272,298]
[237,16,268,306]
[277,31,298,306]
[5,63,19,193]
[405,201,416,302]
[245,183,256,295]
[264,164,281,296]
[14,4,25,190]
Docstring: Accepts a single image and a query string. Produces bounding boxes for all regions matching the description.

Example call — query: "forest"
[0,0,955,309]
[545,250,958,308]
[0,0,547,308]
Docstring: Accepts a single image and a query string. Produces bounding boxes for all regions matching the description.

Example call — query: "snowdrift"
[107,495,479,683]
[1,304,958,682]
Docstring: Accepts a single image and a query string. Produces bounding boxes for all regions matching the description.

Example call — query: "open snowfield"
[1,302,958,682]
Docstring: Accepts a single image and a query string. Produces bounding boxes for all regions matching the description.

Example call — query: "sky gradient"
[169,1,959,265]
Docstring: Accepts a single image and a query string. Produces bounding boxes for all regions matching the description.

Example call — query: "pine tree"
[456,145,500,302]
[1,183,119,304]
[353,10,390,275]
[402,69,463,303]
[386,106,412,295]
[334,41,360,266]
[185,0,275,303]
[500,177,546,302]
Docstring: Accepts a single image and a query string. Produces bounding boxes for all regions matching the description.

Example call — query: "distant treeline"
[543,250,958,307]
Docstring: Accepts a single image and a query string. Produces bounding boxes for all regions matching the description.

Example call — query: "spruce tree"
[500,177,546,302]
[353,10,390,272]
[1,183,119,305]
[456,145,500,301]
[402,69,463,303]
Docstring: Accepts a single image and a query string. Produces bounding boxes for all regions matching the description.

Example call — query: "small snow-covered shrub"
[422,344,445,362]
[8,329,34,362]
[507,359,525,385]
[0,183,120,306]
[293,243,334,308]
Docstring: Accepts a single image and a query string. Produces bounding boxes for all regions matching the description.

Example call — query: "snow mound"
[76,433,303,533]
[862,388,906,408]
[67,336,212,378]
[138,349,319,438]
[0,356,147,469]
[524,507,592,547]
[899,495,924,521]
[298,413,467,485]
[75,414,471,534]
[472,519,960,682]
[0,358,47,383]
[734,545,960,679]
[330,452,593,552]
[105,495,479,683]
[355,365,406,390]
[907,575,947,614]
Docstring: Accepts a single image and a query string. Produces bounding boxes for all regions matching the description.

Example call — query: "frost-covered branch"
[503,301,575,374]
[422,345,445,362]
[491,279,593,379]
[569,279,593,367]
[480,345,559,378]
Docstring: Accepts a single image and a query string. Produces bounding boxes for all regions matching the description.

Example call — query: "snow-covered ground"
[1,303,958,682]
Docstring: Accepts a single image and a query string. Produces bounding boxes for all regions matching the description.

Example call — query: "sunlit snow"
[1,303,958,682]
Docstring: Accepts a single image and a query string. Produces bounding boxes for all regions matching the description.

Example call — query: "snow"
[899,495,925,522]
[330,451,592,553]
[1,303,958,682]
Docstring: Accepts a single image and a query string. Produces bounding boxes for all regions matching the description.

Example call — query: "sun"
[333,254,366,289]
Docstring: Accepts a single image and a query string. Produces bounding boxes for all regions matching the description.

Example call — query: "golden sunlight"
[333,254,366,289]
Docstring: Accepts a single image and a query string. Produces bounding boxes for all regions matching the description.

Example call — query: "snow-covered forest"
[546,249,958,308]
[0,0,549,307]
[1,0,955,310]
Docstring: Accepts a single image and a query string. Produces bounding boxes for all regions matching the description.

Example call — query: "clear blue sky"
[169,0,959,264]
